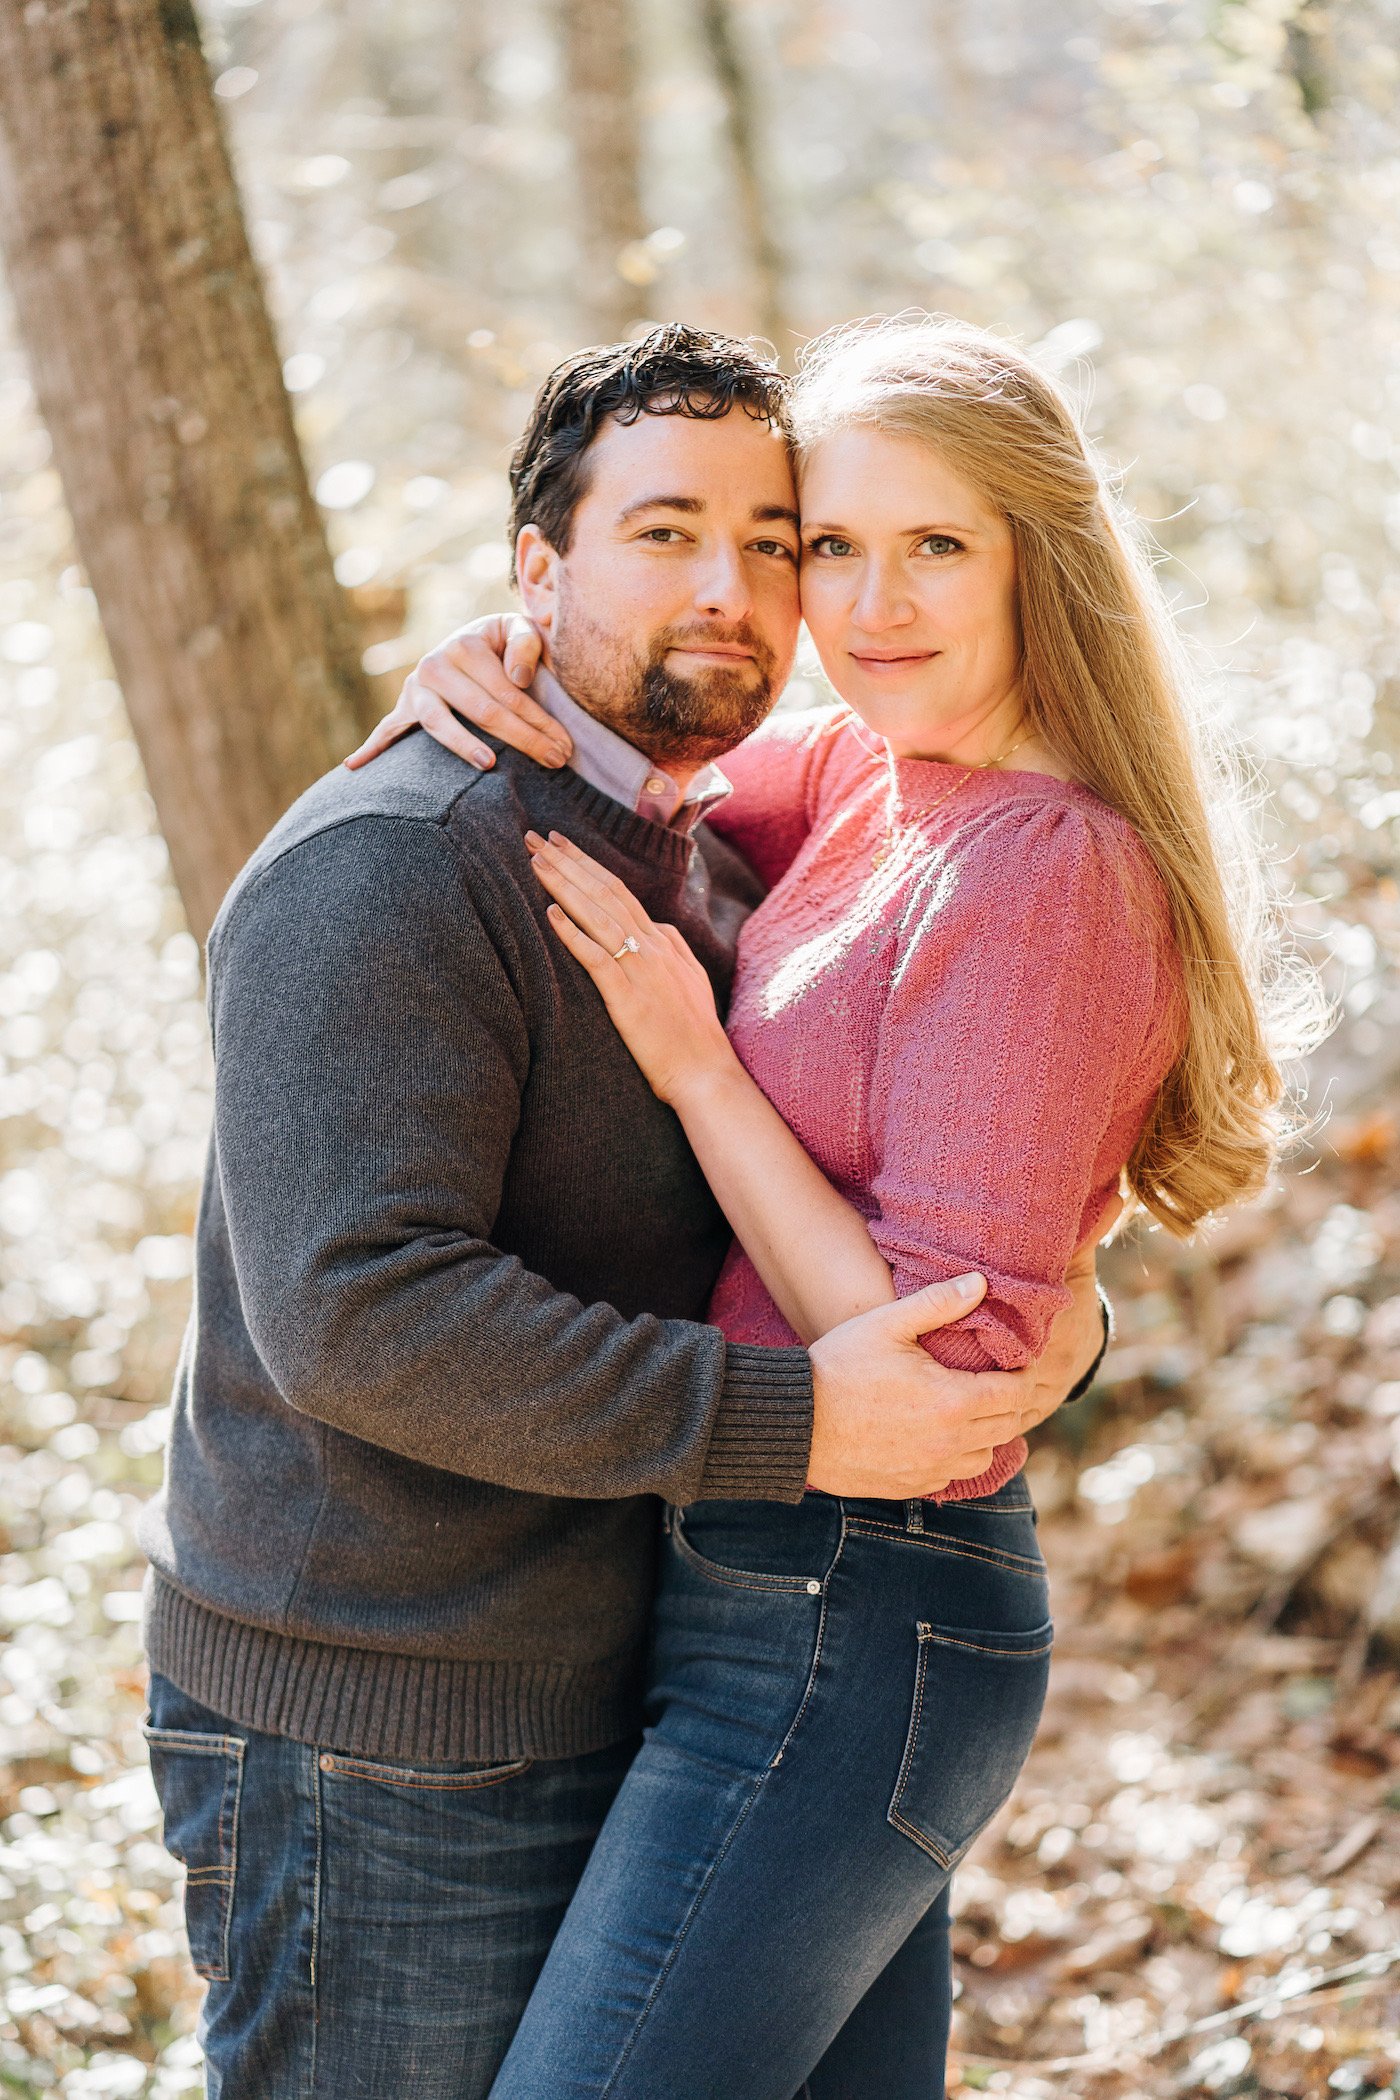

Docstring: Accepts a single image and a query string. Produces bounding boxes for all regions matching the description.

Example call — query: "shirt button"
[645,776,667,796]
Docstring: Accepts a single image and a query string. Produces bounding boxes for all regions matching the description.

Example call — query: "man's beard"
[549,604,781,766]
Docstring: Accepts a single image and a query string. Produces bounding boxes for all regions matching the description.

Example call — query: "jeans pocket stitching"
[844,1521,1044,1578]
[888,1637,953,1868]
[887,1620,1053,1868]
[951,1499,1033,1516]
[921,1626,1054,1660]
[669,1512,824,1593]
[768,1505,848,1768]
[316,1753,532,1791]
[144,1728,245,1983]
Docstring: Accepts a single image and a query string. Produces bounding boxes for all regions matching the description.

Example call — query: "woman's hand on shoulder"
[344,614,569,773]
[527,831,736,1103]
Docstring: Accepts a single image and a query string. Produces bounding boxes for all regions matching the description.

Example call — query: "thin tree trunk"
[697,0,790,356]
[1286,0,1332,117]
[0,0,374,942]
[554,0,648,340]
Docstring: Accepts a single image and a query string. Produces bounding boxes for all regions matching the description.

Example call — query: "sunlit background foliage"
[2,1,1399,2094]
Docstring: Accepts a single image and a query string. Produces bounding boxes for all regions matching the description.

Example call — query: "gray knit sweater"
[139,731,814,1763]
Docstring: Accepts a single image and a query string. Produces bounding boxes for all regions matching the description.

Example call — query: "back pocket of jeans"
[144,1726,245,1981]
[888,1619,1052,1869]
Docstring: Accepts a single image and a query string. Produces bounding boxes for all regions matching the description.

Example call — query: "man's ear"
[515,526,560,633]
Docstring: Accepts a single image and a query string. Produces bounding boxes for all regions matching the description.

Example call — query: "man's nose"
[691,542,754,621]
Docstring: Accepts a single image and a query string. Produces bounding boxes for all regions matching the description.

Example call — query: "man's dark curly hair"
[507,323,792,580]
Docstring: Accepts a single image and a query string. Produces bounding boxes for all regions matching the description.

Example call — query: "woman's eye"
[918,534,963,556]
[808,535,855,558]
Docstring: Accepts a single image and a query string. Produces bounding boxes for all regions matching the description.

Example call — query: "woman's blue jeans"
[489,1476,1052,2100]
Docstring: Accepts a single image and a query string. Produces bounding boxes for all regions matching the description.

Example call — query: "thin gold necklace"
[872,728,1037,869]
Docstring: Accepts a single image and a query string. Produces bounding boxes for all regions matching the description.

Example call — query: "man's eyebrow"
[616,494,705,522]
[615,496,800,530]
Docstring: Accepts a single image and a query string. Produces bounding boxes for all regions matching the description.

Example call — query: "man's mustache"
[653,624,774,669]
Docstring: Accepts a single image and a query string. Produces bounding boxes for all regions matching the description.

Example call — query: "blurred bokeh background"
[2,2,1399,2094]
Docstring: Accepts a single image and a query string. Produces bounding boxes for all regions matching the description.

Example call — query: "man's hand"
[807,1209,1119,1500]
[808,1274,1036,1499]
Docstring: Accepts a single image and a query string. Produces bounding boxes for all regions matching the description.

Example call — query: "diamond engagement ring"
[611,935,641,961]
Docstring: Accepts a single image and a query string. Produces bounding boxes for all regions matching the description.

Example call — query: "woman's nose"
[852,568,915,630]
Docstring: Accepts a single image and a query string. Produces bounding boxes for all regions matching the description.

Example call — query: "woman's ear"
[515,525,559,632]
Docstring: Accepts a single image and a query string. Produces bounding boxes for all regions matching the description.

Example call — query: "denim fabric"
[144,1674,636,2099]
[489,1476,1052,2100]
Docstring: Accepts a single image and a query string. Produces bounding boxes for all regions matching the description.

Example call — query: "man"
[141,324,1106,2098]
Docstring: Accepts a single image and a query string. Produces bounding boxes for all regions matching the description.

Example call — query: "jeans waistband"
[808,1471,1034,1531]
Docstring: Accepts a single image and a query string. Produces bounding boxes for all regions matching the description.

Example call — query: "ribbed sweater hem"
[700,1343,814,1503]
[145,1577,643,1763]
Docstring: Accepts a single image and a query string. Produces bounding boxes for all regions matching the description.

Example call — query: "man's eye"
[642,528,686,544]
[753,538,797,561]
[808,536,855,558]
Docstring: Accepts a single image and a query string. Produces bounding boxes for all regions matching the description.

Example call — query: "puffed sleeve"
[866,797,1183,1372]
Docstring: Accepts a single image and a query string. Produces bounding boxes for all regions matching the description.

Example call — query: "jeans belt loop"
[904,1498,925,1534]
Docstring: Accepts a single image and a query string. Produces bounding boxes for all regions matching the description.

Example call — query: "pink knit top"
[704,706,1185,1502]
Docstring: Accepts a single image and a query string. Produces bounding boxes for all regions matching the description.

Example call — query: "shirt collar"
[532,665,732,834]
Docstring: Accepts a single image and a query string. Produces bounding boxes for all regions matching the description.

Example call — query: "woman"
[352,319,1305,2096]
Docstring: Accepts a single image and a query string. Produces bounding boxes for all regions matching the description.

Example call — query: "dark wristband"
[1063,1285,1113,1403]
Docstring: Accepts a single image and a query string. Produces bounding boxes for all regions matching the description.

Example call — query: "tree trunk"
[696,0,790,356]
[0,0,374,942]
[1286,0,1332,117]
[554,0,649,340]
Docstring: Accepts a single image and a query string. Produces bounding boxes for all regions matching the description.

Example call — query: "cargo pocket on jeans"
[144,1726,245,1981]
[888,1619,1052,1869]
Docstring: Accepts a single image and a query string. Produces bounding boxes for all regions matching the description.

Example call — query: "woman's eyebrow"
[800,519,980,537]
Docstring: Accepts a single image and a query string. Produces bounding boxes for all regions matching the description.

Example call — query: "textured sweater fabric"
[705,706,1184,1501]
[139,732,814,1764]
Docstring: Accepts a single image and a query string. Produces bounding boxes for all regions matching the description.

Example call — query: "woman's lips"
[849,651,937,674]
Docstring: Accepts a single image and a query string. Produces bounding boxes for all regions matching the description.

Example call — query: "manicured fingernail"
[524,831,545,848]
[950,1272,984,1300]
[548,831,568,846]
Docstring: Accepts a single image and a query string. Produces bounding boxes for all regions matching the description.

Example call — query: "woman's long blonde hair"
[792,316,1323,1235]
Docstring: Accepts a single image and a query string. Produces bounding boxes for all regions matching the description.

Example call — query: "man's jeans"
[144,1672,635,2099]
[490,1479,1052,2100]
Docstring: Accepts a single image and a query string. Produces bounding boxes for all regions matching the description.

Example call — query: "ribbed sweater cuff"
[699,1343,813,1503]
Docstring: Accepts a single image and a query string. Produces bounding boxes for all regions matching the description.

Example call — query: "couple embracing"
[140,316,1288,2098]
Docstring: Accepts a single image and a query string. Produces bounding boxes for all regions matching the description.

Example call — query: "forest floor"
[946,1133,1400,2099]
[1,1128,1398,2098]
